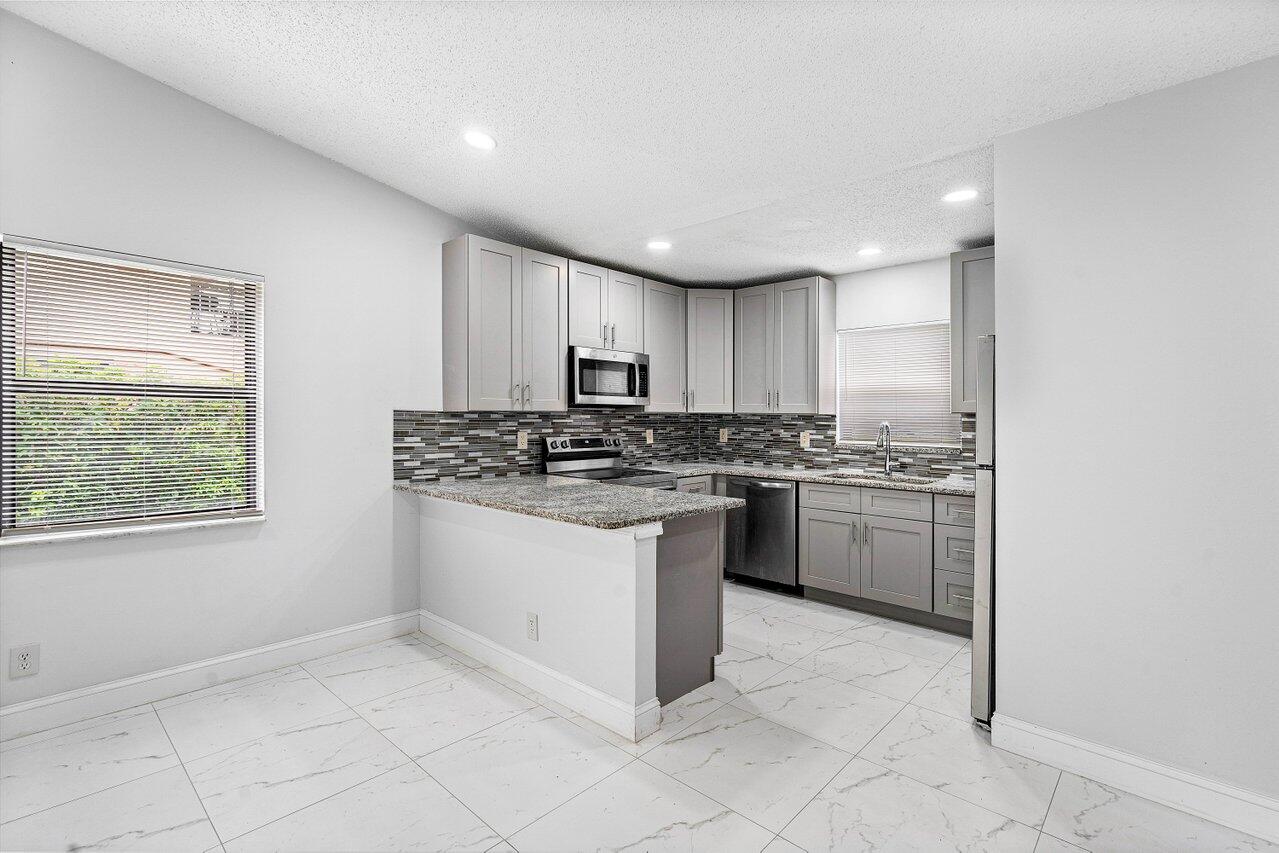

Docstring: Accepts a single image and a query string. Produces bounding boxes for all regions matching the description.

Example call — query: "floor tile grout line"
[0,703,160,755]
[304,662,512,848]
[1040,765,1067,835]
[0,749,182,827]
[497,755,641,842]
[152,704,227,849]
[632,749,788,840]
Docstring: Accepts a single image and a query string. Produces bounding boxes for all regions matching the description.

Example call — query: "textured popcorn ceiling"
[6,1,1278,283]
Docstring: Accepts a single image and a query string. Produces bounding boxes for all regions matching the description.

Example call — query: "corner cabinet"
[442,234,568,411]
[569,261,644,353]
[686,289,734,413]
[734,276,835,414]
[643,279,687,412]
[950,246,994,413]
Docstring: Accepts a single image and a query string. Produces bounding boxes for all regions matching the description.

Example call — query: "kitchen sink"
[826,471,938,485]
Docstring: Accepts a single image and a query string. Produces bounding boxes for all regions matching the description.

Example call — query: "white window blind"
[837,322,961,445]
[1,239,264,538]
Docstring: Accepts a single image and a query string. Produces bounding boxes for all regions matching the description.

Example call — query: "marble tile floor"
[1,586,1274,852]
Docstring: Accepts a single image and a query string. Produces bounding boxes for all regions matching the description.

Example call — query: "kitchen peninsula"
[399,477,742,741]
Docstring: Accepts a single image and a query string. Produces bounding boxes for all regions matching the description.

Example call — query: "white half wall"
[993,53,1279,811]
[834,257,950,330]
[0,13,470,708]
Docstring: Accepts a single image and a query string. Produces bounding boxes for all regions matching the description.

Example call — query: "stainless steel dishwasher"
[724,476,797,586]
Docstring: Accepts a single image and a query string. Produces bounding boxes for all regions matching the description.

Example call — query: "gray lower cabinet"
[676,475,713,494]
[933,523,976,574]
[798,507,860,596]
[860,515,933,612]
[934,570,975,620]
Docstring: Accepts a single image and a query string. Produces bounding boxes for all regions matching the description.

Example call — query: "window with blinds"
[836,322,961,445]
[1,239,264,539]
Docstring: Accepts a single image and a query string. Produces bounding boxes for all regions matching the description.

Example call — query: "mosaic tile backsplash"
[394,410,976,483]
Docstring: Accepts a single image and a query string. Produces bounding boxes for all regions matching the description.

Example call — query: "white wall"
[0,13,469,706]
[834,257,949,329]
[995,56,1279,799]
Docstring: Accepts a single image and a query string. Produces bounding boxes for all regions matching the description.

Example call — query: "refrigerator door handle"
[976,335,995,467]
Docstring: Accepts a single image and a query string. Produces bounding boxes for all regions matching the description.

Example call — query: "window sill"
[0,515,265,548]
[834,440,964,455]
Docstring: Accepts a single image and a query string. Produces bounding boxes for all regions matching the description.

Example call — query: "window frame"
[834,320,962,449]
[0,235,266,544]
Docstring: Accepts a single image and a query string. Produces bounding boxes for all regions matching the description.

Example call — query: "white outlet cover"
[9,644,39,678]
[644,429,654,444]
[800,430,811,449]
[719,428,729,443]
[517,430,528,450]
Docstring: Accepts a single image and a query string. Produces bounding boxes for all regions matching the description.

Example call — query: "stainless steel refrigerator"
[971,334,996,725]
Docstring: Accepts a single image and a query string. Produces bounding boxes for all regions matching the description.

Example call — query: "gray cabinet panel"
[734,284,774,413]
[798,482,860,513]
[608,270,645,352]
[860,515,932,611]
[686,289,734,413]
[774,278,816,413]
[933,523,976,575]
[934,569,975,621]
[643,280,686,411]
[677,475,713,494]
[798,507,860,596]
[934,494,976,527]
[522,250,568,411]
[468,236,522,411]
[568,260,608,348]
[950,247,995,413]
[861,488,932,522]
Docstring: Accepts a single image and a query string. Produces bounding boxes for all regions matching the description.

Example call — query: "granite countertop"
[395,476,745,530]
[660,462,976,496]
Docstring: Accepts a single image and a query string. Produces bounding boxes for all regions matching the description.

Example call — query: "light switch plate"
[644,429,654,445]
[719,428,729,443]
[799,430,811,449]
[517,430,528,450]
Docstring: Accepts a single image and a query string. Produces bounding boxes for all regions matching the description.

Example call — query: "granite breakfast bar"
[399,477,743,742]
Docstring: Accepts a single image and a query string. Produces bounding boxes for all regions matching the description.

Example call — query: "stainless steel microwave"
[570,346,649,407]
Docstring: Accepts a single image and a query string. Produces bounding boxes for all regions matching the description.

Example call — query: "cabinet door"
[522,249,569,411]
[686,289,734,413]
[734,283,774,412]
[860,515,933,611]
[607,270,645,352]
[643,280,686,411]
[798,508,860,596]
[568,260,609,349]
[950,247,995,412]
[467,236,522,411]
[774,278,817,413]
[677,475,713,494]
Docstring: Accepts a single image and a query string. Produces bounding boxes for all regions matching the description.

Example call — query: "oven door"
[572,346,650,406]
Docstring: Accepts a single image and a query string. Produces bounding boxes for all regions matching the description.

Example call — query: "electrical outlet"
[799,430,811,449]
[719,428,729,443]
[517,430,528,450]
[526,612,539,641]
[644,428,654,445]
[9,644,39,678]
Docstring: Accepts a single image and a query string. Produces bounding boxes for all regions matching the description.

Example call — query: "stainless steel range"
[542,435,676,489]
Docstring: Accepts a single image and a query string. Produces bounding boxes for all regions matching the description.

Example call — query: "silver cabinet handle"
[603,321,607,343]
[850,523,857,546]
[523,384,530,406]
[952,593,974,604]
[682,390,687,408]
[953,547,975,561]
[611,323,616,348]
[511,383,518,406]
[690,389,694,409]
[954,510,976,519]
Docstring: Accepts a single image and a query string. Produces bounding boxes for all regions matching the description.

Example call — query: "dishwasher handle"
[749,481,792,489]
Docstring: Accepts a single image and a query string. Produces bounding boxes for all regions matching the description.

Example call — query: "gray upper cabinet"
[608,271,645,352]
[950,247,995,413]
[860,515,933,611]
[568,260,609,349]
[643,279,687,412]
[686,289,734,413]
[735,276,835,414]
[734,283,774,413]
[522,249,570,411]
[442,235,568,411]
[798,507,861,596]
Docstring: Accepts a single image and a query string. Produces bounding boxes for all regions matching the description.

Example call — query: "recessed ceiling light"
[463,130,496,151]
[647,241,672,251]
[857,246,883,257]
[943,188,979,203]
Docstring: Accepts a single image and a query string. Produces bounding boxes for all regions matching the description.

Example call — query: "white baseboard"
[0,611,419,743]
[992,713,1279,843]
[418,609,661,742]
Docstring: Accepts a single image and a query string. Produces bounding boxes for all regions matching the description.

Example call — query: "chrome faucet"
[876,421,895,476]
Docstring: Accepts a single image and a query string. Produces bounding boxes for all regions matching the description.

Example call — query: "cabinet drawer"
[934,570,974,620]
[799,482,860,512]
[861,488,932,522]
[677,475,713,494]
[933,524,976,575]
[934,494,976,527]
